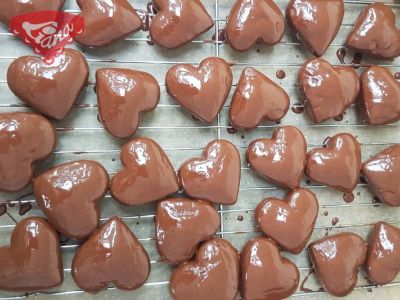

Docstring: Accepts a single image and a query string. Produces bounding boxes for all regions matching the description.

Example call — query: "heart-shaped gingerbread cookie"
[255,188,319,254]
[246,126,307,189]
[150,0,214,49]
[72,217,150,292]
[111,137,179,205]
[0,217,63,292]
[0,0,65,27]
[309,232,367,297]
[166,57,233,123]
[241,237,300,300]
[366,222,400,285]
[229,67,290,129]
[75,0,142,47]
[170,238,239,300]
[346,3,400,60]
[226,0,285,51]
[156,198,220,265]
[362,145,400,206]
[7,49,89,120]
[33,160,109,240]
[96,68,160,138]
[178,140,240,205]
[297,58,360,123]
[306,133,361,193]
[286,0,344,56]
[359,66,400,125]
[0,112,56,192]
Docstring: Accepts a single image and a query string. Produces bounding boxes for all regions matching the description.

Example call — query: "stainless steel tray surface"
[0,0,399,299]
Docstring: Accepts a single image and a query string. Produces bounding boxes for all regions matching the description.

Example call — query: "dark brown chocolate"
[156,198,220,264]
[110,137,179,205]
[306,133,361,193]
[96,68,160,138]
[241,237,299,300]
[0,217,63,292]
[254,188,319,254]
[229,67,290,130]
[246,126,307,189]
[297,58,360,123]
[7,49,89,120]
[72,217,150,293]
[0,112,56,192]
[178,140,241,205]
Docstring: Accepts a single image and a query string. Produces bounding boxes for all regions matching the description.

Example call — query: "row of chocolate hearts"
[1,1,399,59]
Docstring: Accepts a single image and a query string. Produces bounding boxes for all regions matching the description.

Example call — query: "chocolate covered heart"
[346,3,400,60]
[166,57,233,123]
[7,48,89,120]
[110,137,179,205]
[178,140,240,205]
[229,67,289,130]
[0,217,63,292]
[0,0,65,27]
[362,145,400,206]
[75,0,142,47]
[366,222,400,285]
[226,0,285,51]
[246,126,307,189]
[170,238,239,300]
[297,58,360,123]
[254,188,319,254]
[359,66,400,125]
[96,68,160,138]
[150,0,214,49]
[0,112,56,192]
[241,237,299,300]
[309,232,367,297]
[156,198,220,264]
[72,217,150,293]
[306,133,361,193]
[286,0,344,56]
[33,160,109,240]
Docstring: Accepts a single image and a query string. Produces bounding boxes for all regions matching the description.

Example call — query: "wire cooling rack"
[0,0,399,299]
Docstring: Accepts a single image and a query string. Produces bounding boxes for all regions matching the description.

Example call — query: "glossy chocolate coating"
[255,188,319,254]
[75,0,142,47]
[362,145,400,206]
[297,58,360,123]
[359,66,400,125]
[166,57,233,123]
[7,49,89,120]
[0,0,65,27]
[170,238,239,300]
[111,137,179,205]
[0,112,56,192]
[178,140,241,205]
[306,133,361,193]
[366,222,400,285]
[309,232,367,297]
[246,126,307,189]
[150,0,214,49]
[346,3,400,60]
[229,67,289,130]
[156,198,220,264]
[226,0,285,52]
[286,0,344,57]
[96,68,160,138]
[33,160,109,240]
[241,237,300,300]
[72,217,150,293]
[0,217,63,292]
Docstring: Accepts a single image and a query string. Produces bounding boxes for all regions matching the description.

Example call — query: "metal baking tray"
[0,0,399,299]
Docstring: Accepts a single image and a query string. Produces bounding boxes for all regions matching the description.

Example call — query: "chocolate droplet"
[18,202,32,216]
[276,70,286,79]
[343,193,355,203]
[334,114,344,121]
[331,217,339,226]
[237,215,243,221]
[291,106,304,114]
[351,52,363,69]
[212,28,226,42]
[323,211,328,216]
[336,48,346,64]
